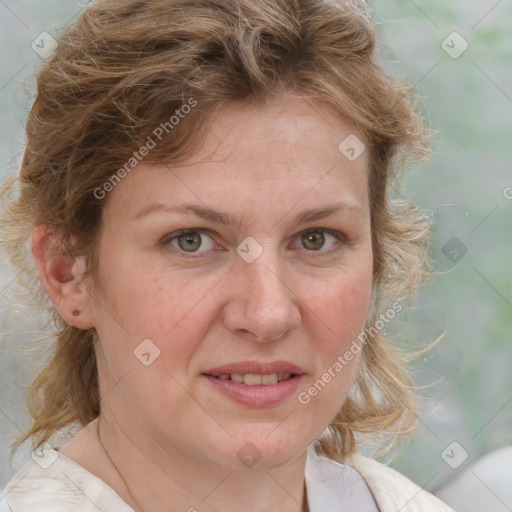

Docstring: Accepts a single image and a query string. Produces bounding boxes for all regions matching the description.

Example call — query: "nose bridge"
[247,255,288,308]
[225,240,301,342]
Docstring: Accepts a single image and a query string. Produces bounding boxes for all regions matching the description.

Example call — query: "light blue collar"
[305,444,379,512]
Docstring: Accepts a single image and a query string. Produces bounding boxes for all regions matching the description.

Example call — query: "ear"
[31,225,95,329]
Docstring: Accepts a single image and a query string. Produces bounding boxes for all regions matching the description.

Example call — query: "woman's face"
[87,93,373,470]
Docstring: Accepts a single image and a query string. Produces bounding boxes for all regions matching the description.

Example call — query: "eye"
[295,228,345,254]
[162,229,216,257]
[161,227,346,259]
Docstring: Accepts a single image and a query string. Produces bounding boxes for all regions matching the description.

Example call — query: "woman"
[2,0,453,510]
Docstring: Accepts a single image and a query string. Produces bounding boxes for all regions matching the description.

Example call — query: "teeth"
[261,373,278,385]
[215,373,293,385]
[244,374,266,386]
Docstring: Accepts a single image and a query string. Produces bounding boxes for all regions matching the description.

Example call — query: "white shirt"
[5,442,453,511]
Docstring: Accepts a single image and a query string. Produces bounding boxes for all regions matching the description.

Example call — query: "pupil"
[179,233,200,252]
[304,232,324,250]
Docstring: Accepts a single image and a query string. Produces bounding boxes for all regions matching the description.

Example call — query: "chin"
[219,430,312,471]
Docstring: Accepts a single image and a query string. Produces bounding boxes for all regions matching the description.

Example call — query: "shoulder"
[5,444,133,512]
[344,452,455,512]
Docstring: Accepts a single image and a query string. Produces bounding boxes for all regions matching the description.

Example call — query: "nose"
[221,253,302,342]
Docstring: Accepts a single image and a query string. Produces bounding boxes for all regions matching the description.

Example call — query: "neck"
[93,415,309,512]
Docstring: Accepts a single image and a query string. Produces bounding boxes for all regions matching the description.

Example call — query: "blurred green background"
[0,0,511,504]
[371,0,512,492]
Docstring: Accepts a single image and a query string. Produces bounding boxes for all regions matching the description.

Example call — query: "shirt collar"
[305,443,379,512]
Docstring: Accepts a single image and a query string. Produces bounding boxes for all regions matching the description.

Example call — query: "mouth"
[201,361,305,407]
[205,372,296,385]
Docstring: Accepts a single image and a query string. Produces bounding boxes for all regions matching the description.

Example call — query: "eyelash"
[160,227,347,259]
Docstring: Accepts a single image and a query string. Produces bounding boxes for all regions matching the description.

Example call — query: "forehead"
[198,93,368,172]
[103,93,370,224]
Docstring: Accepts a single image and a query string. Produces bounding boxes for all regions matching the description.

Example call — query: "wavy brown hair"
[1,0,431,459]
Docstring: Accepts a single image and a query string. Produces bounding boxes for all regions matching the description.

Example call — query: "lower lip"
[202,374,304,407]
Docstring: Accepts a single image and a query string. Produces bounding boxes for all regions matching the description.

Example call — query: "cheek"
[305,264,373,346]
[91,258,226,381]
[298,267,371,418]
[93,250,216,336]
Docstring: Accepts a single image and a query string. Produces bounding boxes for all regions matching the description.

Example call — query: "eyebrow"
[133,201,364,228]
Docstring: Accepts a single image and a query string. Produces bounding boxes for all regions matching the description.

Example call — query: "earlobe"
[31,226,95,329]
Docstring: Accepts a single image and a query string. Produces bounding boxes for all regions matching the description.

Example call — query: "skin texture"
[34,93,374,512]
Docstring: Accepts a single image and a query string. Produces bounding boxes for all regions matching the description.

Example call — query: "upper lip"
[203,360,306,376]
